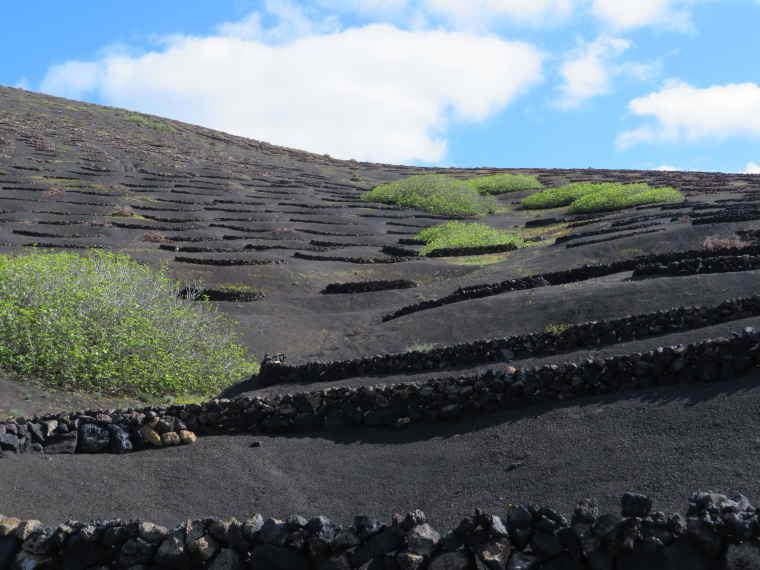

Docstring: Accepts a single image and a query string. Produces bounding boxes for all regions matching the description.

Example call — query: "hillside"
[1,85,760,568]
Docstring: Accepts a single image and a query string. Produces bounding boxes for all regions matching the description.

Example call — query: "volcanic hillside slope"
[2,85,760,555]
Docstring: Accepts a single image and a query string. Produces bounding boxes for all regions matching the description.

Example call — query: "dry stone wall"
[2,327,759,460]
[1,491,759,569]
[260,295,760,386]
[382,243,760,321]
[322,280,419,295]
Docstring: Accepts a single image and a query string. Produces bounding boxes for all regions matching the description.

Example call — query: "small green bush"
[0,250,253,397]
[416,221,525,255]
[467,173,543,195]
[362,174,495,217]
[126,115,176,133]
[568,185,683,213]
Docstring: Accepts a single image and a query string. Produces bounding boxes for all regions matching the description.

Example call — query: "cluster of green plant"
[125,115,177,133]
[415,221,525,255]
[362,174,496,217]
[467,173,543,195]
[0,250,253,397]
[568,185,683,214]
[522,182,683,213]
[545,323,572,333]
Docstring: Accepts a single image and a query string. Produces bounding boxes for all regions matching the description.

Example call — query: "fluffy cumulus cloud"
[557,34,631,107]
[40,24,543,164]
[617,81,760,149]
[746,162,760,174]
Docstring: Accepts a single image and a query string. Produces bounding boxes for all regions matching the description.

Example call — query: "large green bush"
[362,174,495,217]
[521,182,624,210]
[416,221,525,255]
[466,173,543,195]
[0,250,253,397]
[522,182,682,213]
[568,185,683,213]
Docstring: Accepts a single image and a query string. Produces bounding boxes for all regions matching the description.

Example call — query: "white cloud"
[216,0,340,43]
[590,0,692,30]
[40,24,543,164]
[745,162,760,174]
[557,34,631,107]
[617,81,760,149]
[423,0,576,25]
[655,165,680,171]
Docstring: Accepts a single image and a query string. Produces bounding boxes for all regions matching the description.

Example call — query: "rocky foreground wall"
[259,296,760,385]
[1,491,759,569]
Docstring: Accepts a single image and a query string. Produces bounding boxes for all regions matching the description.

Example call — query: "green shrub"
[521,182,624,210]
[362,174,495,217]
[416,221,525,255]
[568,185,683,213]
[126,115,176,133]
[467,173,543,195]
[0,250,253,397]
[522,182,683,213]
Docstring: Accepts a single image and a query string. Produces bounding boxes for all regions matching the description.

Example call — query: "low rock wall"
[382,243,760,321]
[634,254,760,277]
[321,280,418,295]
[260,296,760,385]
[425,243,518,258]
[173,257,286,266]
[381,245,420,257]
[293,252,423,264]
[3,329,759,460]
[564,228,666,249]
[1,491,759,569]
[554,222,662,244]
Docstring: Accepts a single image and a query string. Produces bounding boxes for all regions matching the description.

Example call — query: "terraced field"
[2,85,760,569]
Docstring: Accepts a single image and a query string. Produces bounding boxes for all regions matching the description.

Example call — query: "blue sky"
[2,1,759,173]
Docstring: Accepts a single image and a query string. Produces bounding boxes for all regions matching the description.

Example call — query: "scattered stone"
[179,430,196,444]
[161,431,181,445]
[139,425,162,446]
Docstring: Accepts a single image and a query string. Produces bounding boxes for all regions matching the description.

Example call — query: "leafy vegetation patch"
[415,221,525,255]
[125,115,177,133]
[568,185,684,214]
[0,250,253,397]
[522,182,683,213]
[362,174,496,217]
[466,173,543,195]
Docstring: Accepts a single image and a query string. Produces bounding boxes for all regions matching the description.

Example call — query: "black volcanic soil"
[1,85,760,529]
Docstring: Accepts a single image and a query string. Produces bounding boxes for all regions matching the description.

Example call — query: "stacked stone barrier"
[260,296,760,385]
[178,288,265,302]
[382,243,760,322]
[22,243,112,250]
[3,328,759,460]
[321,280,419,295]
[1,491,758,569]
[554,222,663,245]
[564,228,666,249]
[173,257,286,266]
[380,245,420,257]
[525,217,564,227]
[292,252,423,264]
[633,254,760,277]
[424,243,519,258]
[690,206,760,225]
